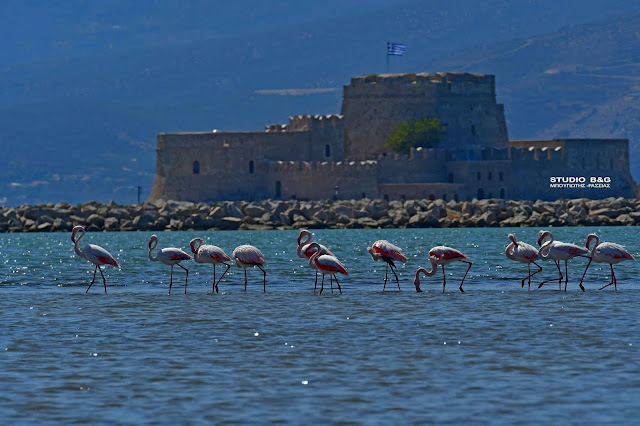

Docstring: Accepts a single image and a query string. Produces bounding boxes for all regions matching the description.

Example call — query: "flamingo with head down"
[233,245,267,292]
[190,238,232,293]
[413,246,472,293]
[504,233,542,290]
[367,240,407,291]
[148,235,192,294]
[537,230,590,291]
[579,233,634,291]
[307,242,348,294]
[297,230,333,292]
[71,225,120,294]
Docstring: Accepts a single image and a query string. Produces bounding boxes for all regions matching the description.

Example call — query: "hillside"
[1,1,639,205]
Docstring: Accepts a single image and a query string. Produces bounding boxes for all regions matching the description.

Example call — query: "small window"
[325,144,331,158]
[249,160,255,174]
[448,173,454,183]
[477,172,481,181]
[442,194,447,201]
[275,181,281,198]
[429,194,435,201]
[499,171,504,181]
[477,188,484,199]
[384,194,389,201]
[488,172,492,181]
[500,188,505,198]
[193,161,200,174]
[454,193,459,202]
[471,124,476,136]
[361,192,366,199]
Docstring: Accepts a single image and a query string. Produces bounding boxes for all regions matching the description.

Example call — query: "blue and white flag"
[387,42,406,56]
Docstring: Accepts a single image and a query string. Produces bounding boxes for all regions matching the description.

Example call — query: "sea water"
[0,227,638,424]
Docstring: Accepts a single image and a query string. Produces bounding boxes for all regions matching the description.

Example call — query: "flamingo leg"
[320,274,325,295]
[330,275,334,293]
[458,260,472,293]
[599,264,616,290]
[169,265,174,295]
[389,264,401,291]
[215,264,231,293]
[563,260,569,292]
[212,264,216,293]
[522,263,530,289]
[538,260,563,289]
[177,263,189,294]
[335,275,342,294]
[244,268,248,292]
[578,257,592,292]
[442,265,446,293]
[86,265,98,293]
[383,264,388,291]
[257,265,266,292]
[98,265,107,294]
[527,262,543,292]
[314,270,318,293]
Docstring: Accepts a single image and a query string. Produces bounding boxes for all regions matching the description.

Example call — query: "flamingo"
[367,240,407,291]
[579,233,635,291]
[233,245,267,292]
[71,225,120,294]
[148,234,192,295]
[504,233,542,290]
[297,229,334,292]
[190,238,232,293]
[307,242,348,294]
[413,246,472,293]
[537,230,590,291]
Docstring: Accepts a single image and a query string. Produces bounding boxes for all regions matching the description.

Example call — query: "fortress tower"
[341,73,509,159]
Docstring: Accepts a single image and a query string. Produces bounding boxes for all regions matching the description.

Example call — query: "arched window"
[500,188,505,198]
[442,194,447,201]
[361,193,366,199]
[448,173,454,183]
[429,194,435,201]
[477,188,484,199]
[249,160,255,174]
[275,181,281,198]
[499,171,504,181]
[471,124,477,136]
[193,161,200,174]
[454,193,459,202]
[325,144,331,158]
[384,194,389,201]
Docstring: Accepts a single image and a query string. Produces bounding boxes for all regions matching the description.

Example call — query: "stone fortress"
[149,72,636,203]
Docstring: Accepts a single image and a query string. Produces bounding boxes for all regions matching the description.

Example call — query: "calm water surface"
[0,227,639,424]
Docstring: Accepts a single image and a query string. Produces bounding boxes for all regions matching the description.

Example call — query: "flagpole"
[386,42,389,73]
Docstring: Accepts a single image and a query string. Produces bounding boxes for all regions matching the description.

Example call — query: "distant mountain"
[1,1,639,205]
[426,11,640,180]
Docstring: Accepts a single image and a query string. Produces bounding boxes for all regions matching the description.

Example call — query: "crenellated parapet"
[287,114,344,131]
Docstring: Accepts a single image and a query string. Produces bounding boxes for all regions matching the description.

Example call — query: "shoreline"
[1,197,638,233]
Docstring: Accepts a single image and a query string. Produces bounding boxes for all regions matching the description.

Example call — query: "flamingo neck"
[73,228,86,259]
[190,238,202,254]
[297,232,312,257]
[505,242,516,260]
[148,239,159,262]
[586,235,600,254]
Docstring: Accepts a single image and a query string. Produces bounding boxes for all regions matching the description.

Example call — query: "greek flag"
[387,42,406,56]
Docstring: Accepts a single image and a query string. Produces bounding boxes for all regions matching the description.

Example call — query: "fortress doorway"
[275,181,282,198]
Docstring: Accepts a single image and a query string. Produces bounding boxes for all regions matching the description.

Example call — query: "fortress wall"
[268,161,378,200]
[446,161,511,200]
[342,72,508,159]
[378,183,466,202]
[376,148,449,183]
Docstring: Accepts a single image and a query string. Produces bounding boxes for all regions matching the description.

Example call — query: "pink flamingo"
[504,233,542,290]
[413,246,472,293]
[148,234,192,295]
[537,230,590,291]
[579,233,635,291]
[190,238,232,293]
[71,225,120,294]
[367,240,407,291]
[307,242,348,294]
[297,229,334,292]
[232,245,267,292]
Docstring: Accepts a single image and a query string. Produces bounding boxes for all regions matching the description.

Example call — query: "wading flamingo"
[504,233,542,290]
[579,233,634,291]
[307,242,348,294]
[413,246,472,293]
[233,245,267,292]
[190,238,232,293]
[71,225,120,294]
[537,230,590,291]
[297,229,334,292]
[367,240,407,291]
[148,235,192,295]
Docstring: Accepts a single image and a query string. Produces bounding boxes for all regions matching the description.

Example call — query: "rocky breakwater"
[0,198,638,233]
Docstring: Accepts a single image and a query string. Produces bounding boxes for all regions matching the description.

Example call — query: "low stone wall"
[1,198,639,232]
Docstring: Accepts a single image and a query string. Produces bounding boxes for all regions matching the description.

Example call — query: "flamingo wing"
[515,242,539,261]
[84,244,120,267]
[596,242,635,262]
[233,245,267,266]
[200,244,232,263]
[373,240,407,262]
[315,254,348,275]
[429,246,468,261]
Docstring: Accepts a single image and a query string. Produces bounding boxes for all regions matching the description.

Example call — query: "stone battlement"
[270,159,377,173]
[287,114,344,131]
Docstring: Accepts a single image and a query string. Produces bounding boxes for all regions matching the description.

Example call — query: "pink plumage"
[148,234,191,295]
[307,242,347,294]
[367,240,407,291]
[233,245,267,292]
[537,230,590,291]
[414,245,472,293]
[505,233,542,290]
[190,238,232,293]
[580,233,635,291]
[71,225,120,294]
